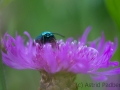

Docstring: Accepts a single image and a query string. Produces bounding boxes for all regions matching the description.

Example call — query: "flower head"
[1,27,120,81]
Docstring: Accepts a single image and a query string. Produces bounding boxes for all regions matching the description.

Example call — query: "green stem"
[0,52,7,90]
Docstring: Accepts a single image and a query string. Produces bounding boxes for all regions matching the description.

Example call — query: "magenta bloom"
[1,27,120,81]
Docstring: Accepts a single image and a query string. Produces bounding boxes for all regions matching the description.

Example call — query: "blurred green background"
[0,0,120,90]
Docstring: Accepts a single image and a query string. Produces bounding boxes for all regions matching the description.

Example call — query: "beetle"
[34,31,64,48]
[35,31,56,44]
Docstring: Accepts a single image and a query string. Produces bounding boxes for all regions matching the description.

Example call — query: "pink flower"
[1,27,120,81]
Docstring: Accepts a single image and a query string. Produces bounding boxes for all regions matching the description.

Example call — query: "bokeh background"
[0,0,120,90]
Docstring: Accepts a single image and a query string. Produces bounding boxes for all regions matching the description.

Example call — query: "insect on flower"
[1,27,120,82]
[33,31,64,47]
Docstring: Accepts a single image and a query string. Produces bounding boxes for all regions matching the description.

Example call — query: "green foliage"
[0,0,14,11]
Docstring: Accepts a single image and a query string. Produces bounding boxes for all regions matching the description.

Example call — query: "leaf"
[105,0,120,29]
